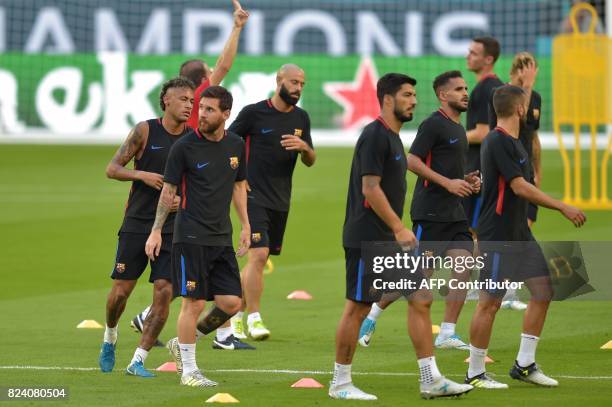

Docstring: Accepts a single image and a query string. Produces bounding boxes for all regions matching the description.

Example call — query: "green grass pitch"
[0,145,611,406]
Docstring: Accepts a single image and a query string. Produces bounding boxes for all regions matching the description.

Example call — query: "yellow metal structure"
[552,3,612,209]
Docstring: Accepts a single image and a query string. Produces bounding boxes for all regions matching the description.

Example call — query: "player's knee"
[109,284,132,304]
[248,249,269,269]
[182,298,205,316]
[218,297,242,315]
[479,300,502,316]
[153,280,173,303]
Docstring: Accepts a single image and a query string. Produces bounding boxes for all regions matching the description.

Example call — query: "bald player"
[228,64,316,340]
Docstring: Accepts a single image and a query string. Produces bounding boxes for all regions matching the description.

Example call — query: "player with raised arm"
[131,0,252,351]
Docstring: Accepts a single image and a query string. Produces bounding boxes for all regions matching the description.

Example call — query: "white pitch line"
[1,366,611,380]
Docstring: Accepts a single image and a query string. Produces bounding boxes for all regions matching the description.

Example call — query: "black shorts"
[171,243,242,300]
[478,241,549,297]
[462,193,483,230]
[412,220,473,255]
[111,232,171,282]
[528,203,538,222]
[248,202,289,255]
[345,247,381,303]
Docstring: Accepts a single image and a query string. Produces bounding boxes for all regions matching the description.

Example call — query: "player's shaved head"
[179,59,208,87]
[276,64,304,82]
[275,63,305,107]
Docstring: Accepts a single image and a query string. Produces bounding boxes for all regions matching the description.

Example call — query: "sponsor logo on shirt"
[519,157,527,164]
[449,138,459,144]
[186,281,197,292]
[197,162,209,169]
[151,145,164,150]
[115,263,126,273]
[261,128,274,134]
[395,154,402,161]
[294,129,303,137]
[229,156,239,169]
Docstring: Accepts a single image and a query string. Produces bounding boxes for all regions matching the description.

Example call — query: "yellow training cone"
[431,325,440,334]
[205,393,239,403]
[77,320,103,329]
[600,340,612,349]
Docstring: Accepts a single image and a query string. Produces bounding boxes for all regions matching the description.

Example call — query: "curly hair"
[159,77,196,111]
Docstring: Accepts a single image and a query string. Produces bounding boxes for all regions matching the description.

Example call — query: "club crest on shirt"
[229,156,239,169]
[115,263,126,273]
[532,109,540,120]
[252,232,262,243]
[294,129,303,138]
[186,281,197,292]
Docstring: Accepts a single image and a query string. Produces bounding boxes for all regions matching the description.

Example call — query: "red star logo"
[324,58,380,130]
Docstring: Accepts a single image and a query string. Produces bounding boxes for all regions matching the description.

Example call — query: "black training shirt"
[120,118,187,234]
[164,129,246,246]
[477,127,531,241]
[409,109,468,222]
[228,99,313,211]
[466,74,504,173]
[343,117,407,248]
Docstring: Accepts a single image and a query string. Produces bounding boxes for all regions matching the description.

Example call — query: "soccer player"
[464,37,504,232]
[465,85,585,389]
[358,71,481,351]
[465,36,528,312]
[227,64,316,340]
[132,0,252,350]
[145,86,250,387]
[98,77,195,377]
[329,73,473,400]
[489,52,542,229]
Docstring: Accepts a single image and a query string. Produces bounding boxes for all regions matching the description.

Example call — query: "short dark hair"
[376,73,417,107]
[432,70,463,97]
[159,76,196,111]
[473,36,500,63]
[179,59,206,87]
[493,85,525,118]
[201,85,233,111]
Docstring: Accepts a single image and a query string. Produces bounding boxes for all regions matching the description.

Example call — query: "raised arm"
[208,0,249,86]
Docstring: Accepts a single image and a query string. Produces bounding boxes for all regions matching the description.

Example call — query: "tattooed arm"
[105,121,164,190]
[145,183,177,260]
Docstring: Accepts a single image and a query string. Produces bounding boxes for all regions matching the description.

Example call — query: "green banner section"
[0,53,552,134]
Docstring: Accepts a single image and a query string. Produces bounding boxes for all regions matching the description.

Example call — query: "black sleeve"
[532,91,541,131]
[408,118,438,160]
[358,130,388,177]
[474,83,495,125]
[301,111,314,149]
[487,95,497,130]
[491,136,524,183]
[164,140,186,185]
[236,140,247,182]
[228,105,253,139]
